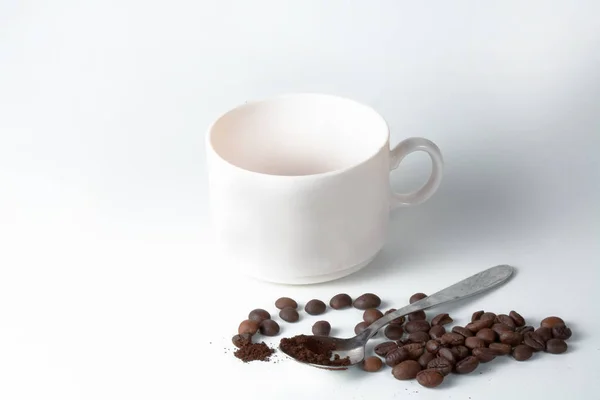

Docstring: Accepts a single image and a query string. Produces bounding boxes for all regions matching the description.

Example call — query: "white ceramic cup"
[206,93,443,284]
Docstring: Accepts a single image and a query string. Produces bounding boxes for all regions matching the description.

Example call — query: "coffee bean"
[541,316,565,329]
[275,297,297,310]
[438,347,457,364]
[329,293,352,310]
[466,318,494,333]
[513,344,533,361]
[355,321,369,335]
[363,308,383,324]
[481,312,497,321]
[386,347,410,367]
[374,341,399,357]
[496,314,516,329]
[471,310,484,322]
[472,347,496,363]
[516,325,534,335]
[305,299,326,315]
[408,331,431,343]
[392,360,422,380]
[409,293,427,304]
[499,331,522,346]
[248,309,271,323]
[523,332,545,351]
[311,320,331,336]
[455,355,479,374]
[408,310,427,321]
[476,328,497,344]
[279,307,299,322]
[353,293,381,310]
[546,338,568,354]
[492,323,513,335]
[452,326,474,338]
[440,332,465,346]
[454,345,470,360]
[403,342,425,360]
[509,311,526,327]
[232,333,252,348]
[238,319,260,335]
[362,356,383,372]
[427,357,453,376]
[535,327,553,342]
[488,342,512,355]
[416,369,444,388]
[259,320,280,336]
[385,324,404,340]
[431,313,453,326]
[384,309,405,325]
[465,336,486,350]
[405,320,431,334]
[429,325,446,340]
[418,351,436,368]
[552,324,572,340]
[426,340,441,354]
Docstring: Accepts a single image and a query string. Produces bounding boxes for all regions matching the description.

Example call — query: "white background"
[1,1,599,399]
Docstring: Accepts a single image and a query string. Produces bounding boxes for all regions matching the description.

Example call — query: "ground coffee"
[234,341,275,362]
[279,334,351,367]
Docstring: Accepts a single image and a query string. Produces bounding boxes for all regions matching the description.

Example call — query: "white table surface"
[1,1,599,399]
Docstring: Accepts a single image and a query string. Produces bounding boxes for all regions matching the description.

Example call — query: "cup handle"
[389,137,444,210]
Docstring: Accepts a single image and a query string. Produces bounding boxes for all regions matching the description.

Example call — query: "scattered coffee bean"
[552,324,572,340]
[392,360,422,380]
[440,332,465,346]
[232,333,252,348]
[509,310,526,327]
[427,357,453,376]
[466,318,494,332]
[408,310,427,321]
[362,356,383,372]
[454,345,470,360]
[455,355,480,374]
[403,342,425,360]
[476,328,497,344]
[329,293,352,309]
[541,316,565,329]
[481,312,497,321]
[499,331,523,346]
[471,310,484,322]
[405,320,431,334]
[465,336,486,350]
[355,321,369,335]
[546,338,568,354]
[492,323,513,335]
[408,331,431,343]
[452,326,474,338]
[409,293,427,304]
[374,341,399,357]
[353,293,381,310]
[385,324,404,340]
[279,307,299,322]
[512,344,533,361]
[259,320,280,336]
[363,308,384,324]
[238,319,260,335]
[418,351,436,368]
[248,309,271,323]
[384,309,405,325]
[472,347,496,363]
[523,332,545,351]
[535,327,553,342]
[275,297,297,310]
[305,299,326,315]
[385,347,410,367]
[431,313,453,326]
[311,320,331,336]
[488,342,512,355]
[426,340,441,354]
[438,347,457,364]
[416,369,444,388]
[429,325,446,340]
[516,325,534,335]
[496,314,516,329]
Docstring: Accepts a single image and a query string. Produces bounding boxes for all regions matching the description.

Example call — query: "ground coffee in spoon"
[279,334,351,367]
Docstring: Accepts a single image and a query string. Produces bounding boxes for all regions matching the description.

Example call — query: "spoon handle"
[366,265,514,337]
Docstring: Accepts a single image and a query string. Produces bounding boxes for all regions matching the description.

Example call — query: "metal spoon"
[279,264,514,369]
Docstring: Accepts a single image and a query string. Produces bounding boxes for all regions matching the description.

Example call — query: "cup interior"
[208,94,389,176]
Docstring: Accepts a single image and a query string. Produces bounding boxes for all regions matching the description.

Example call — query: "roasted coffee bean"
[408,310,427,321]
[541,316,565,329]
[232,333,252,348]
[259,320,280,336]
[471,310,484,322]
[355,321,369,335]
[489,342,512,355]
[523,332,545,351]
[492,323,514,335]
[362,356,383,372]
[426,340,441,354]
[440,332,465,346]
[452,326,474,338]
[466,318,494,333]
[509,311,526,327]
[552,324,572,340]
[472,347,496,363]
[392,360,422,380]
[408,331,431,343]
[513,344,533,361]
[305,299,326,315]
[405,320,431,334]
[516,325,534,335]
[496,314,516,329]
[454,345,470,361]
[238,319,260,335]
[465,336,486,350]
[248,309,271,323]
[385,324,404,340]
[455,355,479,374]
[275,297,297,310]
[418,351,436,368]
[476,328,497,344]
[427,357,453,376]
[438,347,457,364]
[353,293,381,310]
[311,320,331,336]
[386,347,410,367]
[535,327,553,342]
[329,293,352,310]
[431,313,453,326]
[384,309,405,325]
[499,331,522,346]
[481,312,497,321]
[429,325,446,340]
[546,338,568,354]
[409,292,427,304]
[279,307,299,322]
[416,369,444,388]
[375,341,399,357]
[403,343,425,360]
[363,308,383,324]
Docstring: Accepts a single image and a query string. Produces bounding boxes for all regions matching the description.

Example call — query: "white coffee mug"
[206,93,443,284]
